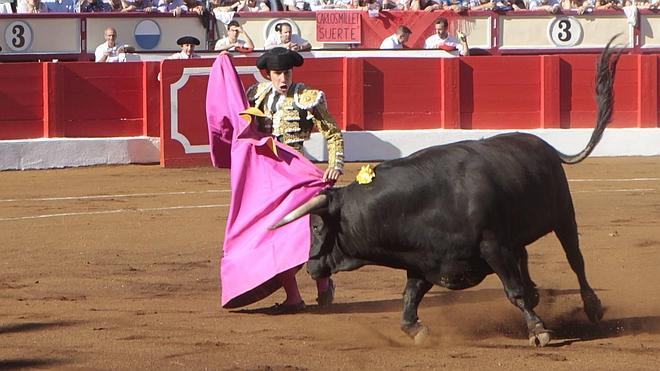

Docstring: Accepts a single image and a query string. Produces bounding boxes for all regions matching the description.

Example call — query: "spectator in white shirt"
[423,17,469,56]
[158,0,188,15]
[528,0,562,12]
[168,36,201,60]
[120,0,158,11]
[229,0,270,10]
[264,23,311,52]
[95,27,133,63]
[17,0,48,12]
[215,21,255,52]
[0,0,14,13]
[379,25,412,49]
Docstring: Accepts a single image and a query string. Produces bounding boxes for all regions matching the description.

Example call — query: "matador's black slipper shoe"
[266,301,306,315]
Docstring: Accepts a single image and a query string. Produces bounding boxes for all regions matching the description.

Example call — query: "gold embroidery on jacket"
[246,82,344,171]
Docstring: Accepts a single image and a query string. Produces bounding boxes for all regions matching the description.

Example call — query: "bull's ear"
[309,212,333,259]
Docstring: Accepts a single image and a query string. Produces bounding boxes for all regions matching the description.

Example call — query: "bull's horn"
[270,194,328,230]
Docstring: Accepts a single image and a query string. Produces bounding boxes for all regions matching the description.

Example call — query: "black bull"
[273,41,622,347]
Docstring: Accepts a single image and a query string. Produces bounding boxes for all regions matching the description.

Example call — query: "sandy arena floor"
[1,158,659,370]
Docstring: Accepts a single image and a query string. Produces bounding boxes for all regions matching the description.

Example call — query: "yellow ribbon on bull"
[356,164,375,184]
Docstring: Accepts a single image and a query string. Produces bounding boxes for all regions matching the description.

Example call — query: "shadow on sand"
[233,287,582,315]
[0,320,80,335]
[234,287,660,347]
[0,321,79,369]
[0,358,66,370]
[547,314,660,347]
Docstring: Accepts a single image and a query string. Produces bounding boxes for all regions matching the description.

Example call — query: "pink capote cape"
[206,54,330,308]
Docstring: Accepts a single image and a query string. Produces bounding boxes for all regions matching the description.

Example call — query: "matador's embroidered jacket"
[246,81,344,172]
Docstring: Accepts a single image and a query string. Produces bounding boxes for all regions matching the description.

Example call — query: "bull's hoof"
[401,321,430,345]
[528,326,552,347]
[529,332,551,347]
[413,325,430,345]
[582,291,603,323]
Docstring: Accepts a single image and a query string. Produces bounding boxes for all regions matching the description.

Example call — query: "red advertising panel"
[316,11,361,44]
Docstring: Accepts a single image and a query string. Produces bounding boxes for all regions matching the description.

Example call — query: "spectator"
[491,0,523,10]
[511,0,526,9]
[157,0,188,15]
[595,0,622,9]
[208,0,230,13]
[183,0,204,13]
[229,0,270,10]
[569,0,594,13]
[1,0,14,13]
[168,36,201,59]
[264,23,312,52]
[528,0,562,12]
[17,0,48,12]
[215,20,255,52]
[282,0,311,10]
[305,0,333,9]
[42,0,75,12]
[95,27,133,62]
[423,17,469,55]
[465,0,497,10]
[417,0,448,11]
[379,25,412,49]
[80,0,112,11]
[116,0,158,11]
[107,0,124,10]
[360,0,382,11]
[381,0,410,9]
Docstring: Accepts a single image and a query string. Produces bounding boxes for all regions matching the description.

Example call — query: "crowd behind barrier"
[2,9,657,61]
[2,0,660,15]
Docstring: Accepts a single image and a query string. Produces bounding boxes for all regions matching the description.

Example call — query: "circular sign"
[134,20,161,50]
[548,17,583,47]
[4,21,33,52]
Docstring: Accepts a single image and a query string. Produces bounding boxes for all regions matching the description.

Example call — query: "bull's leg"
[555,218,603,322]
[519,247,539,309]
[400,271,433,345]
[481,240,551,347]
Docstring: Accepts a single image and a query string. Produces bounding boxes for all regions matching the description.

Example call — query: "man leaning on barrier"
[214,20,255,52]
[423,17,469,56]
[380,25,412,49]
[264,23,312,52]
[95,27,135,63]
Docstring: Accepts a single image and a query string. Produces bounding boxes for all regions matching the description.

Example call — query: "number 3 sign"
[548,17,583,47]
[4,21,33,52]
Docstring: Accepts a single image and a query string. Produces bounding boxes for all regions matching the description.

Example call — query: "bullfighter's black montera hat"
[177,36,200,46]
[256,47,304,71]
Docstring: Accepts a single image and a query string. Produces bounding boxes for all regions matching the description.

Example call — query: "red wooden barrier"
[159,54,658,167]
[50,62,146,137]
[1,54,657,167]
[0,61,160,140]
[0,63,44,139]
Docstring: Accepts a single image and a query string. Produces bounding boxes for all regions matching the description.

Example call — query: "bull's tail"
[559,36,623,165]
